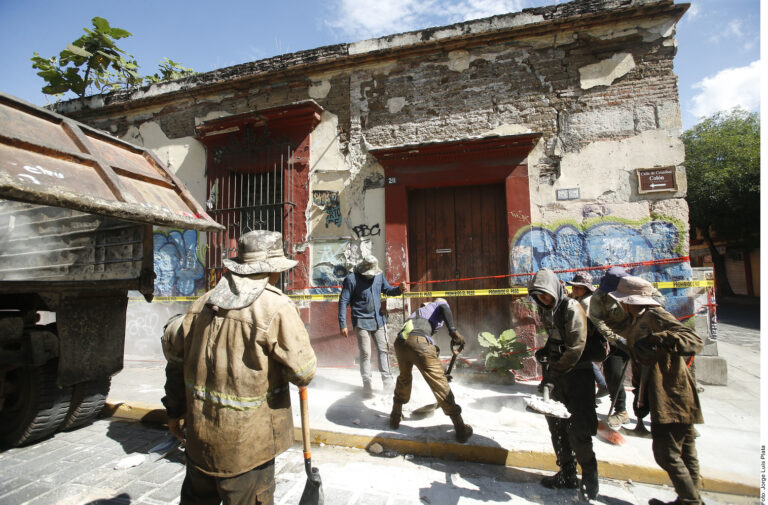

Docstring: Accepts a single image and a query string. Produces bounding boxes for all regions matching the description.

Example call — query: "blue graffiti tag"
[511,219,693,317]
[153,230,206,296]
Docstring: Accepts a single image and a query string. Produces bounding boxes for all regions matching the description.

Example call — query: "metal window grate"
[205,133,295,290]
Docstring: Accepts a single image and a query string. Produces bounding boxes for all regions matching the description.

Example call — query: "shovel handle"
[299,386,311,460]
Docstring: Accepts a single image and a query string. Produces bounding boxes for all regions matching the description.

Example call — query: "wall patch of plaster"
[448,50,470,72]
[309,79,332,99]
[387,97,407,114]
[579,53,636,90]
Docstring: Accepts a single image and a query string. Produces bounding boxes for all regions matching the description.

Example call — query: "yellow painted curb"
[102,402,758,497]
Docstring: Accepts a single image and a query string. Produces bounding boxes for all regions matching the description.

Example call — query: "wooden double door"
[407,184,510,350]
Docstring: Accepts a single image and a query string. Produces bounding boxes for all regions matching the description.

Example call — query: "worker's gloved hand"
[534,347,548,364]
[449,330,465,351]
[634,335,662,365]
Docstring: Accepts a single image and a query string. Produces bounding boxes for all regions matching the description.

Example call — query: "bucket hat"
[222,230,298,275]
[354,255,382,278]
[209,231,297,310]
[609,276,660,306]
[566,271,595,292]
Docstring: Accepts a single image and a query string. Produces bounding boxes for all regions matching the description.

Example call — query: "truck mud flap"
[57,294,127,387]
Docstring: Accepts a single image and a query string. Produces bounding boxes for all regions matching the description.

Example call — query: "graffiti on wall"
[352,223,381,238]
[153,229,206,296]
[311,240,349,293]
[511,216,692,316]
[313,190,342,228]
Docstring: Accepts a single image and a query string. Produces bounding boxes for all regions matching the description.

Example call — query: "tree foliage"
[31,17,195,100]
[683,108,760,241]
[683,108,760,294]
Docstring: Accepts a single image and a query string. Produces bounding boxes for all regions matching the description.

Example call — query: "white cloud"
[689,60,761,119]
[725,19,743,38]
[326,0,535,41]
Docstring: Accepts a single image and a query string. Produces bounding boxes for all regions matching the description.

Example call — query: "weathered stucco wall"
[60,0,693,364]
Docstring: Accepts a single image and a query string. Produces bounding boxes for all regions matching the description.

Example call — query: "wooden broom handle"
[299,386,311,458]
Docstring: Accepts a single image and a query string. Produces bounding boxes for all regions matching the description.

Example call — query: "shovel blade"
[298,467,324,505]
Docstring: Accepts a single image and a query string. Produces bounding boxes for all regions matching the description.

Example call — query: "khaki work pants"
[393,335,461,417]
[180,459,275,505]
[651,423,702,505]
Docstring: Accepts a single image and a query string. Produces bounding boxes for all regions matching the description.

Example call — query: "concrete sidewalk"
[107,339,761,498]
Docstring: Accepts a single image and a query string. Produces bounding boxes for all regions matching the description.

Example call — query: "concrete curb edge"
[102,401,759,497]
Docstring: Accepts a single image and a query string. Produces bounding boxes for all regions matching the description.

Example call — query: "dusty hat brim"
[208,272,269,310]
[608,291,660,306]
[223,256,298,275]
[566,280,595,292]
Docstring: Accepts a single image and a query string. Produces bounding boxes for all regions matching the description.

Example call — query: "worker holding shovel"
[162,231,317,505]
[388,298,473,443]
[529,268,600,502]
[610,275,704,505]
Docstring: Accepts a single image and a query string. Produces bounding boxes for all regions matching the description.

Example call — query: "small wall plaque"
[556,188,580,201]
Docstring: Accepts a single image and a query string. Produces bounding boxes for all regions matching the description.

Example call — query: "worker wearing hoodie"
[529,268,599,501]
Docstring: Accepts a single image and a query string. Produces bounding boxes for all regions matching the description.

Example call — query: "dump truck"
[0,92,222,447]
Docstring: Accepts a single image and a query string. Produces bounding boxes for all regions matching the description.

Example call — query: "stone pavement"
[106,331,761,499]
[0,418,759,505]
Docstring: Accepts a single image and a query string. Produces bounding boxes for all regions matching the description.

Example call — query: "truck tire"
[60,377,111,431]
[0,360,72,448]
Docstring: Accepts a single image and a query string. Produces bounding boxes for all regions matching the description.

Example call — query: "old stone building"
[57,0,707,371]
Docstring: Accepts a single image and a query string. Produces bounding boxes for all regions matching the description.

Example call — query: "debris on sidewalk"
[114,454,147,469]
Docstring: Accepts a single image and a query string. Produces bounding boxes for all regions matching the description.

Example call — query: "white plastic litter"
[114,454,147,469]
[524,394,571,419]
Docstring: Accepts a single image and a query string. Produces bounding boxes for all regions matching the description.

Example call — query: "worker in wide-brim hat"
[162,230,316,505]
[610,275,704,505]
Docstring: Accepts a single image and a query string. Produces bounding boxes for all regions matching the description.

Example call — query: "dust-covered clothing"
[393,301,462,416]
[393,335,461,416]
[530,270,591,376]
[651,423,701,505]
[624,306,703,425]
[625,305,703,505]
[529,269,597,482]
[180,458,275,505]
[162,284,317,478]
[338,272,401,331]
[355,326,392,383]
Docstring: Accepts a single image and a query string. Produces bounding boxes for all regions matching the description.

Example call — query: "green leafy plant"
[478,329,532,374]
[144,58,196,84]
[31,17,195,101]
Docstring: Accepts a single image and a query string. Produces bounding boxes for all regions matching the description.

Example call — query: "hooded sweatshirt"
[529,269,589,376]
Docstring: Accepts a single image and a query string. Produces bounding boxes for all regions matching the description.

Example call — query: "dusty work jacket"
[530,269,589,377]
[625,306,703,425]
[163,284,317,477]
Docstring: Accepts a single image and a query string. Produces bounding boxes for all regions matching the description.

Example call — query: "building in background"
[56,0,711,375]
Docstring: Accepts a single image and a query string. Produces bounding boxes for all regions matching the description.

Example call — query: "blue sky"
[0,0,760,130]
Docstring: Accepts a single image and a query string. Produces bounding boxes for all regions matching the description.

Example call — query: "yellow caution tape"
[129,280,714,303]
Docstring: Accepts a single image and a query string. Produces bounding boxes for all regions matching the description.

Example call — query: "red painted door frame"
[196,101,323,309]
[369,134,541,288]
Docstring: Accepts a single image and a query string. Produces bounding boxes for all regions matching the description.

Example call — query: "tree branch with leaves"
[683,108,760,296]
[31,17,195,102]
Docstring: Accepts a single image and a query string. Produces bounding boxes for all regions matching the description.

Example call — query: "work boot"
[540,463,578,489]
[362,380,374,399]
[579,466,599,501]
[449,414,473,443]
[607,410,629,428]
[389,402,403,429]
